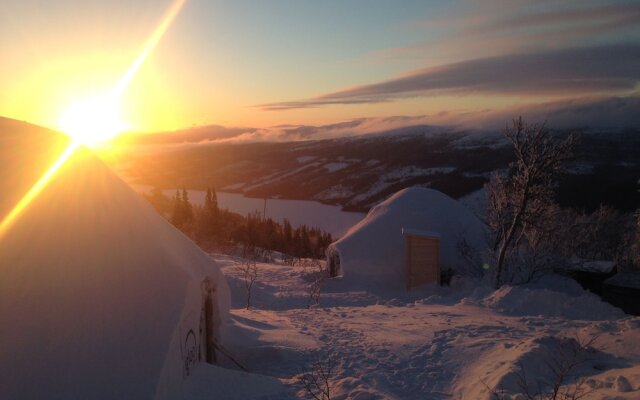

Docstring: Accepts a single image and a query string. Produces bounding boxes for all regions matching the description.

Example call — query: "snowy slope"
[214,254,640,400]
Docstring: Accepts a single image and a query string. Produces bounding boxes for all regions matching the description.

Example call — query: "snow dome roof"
[0,118,230,400]
[329,187,487,288]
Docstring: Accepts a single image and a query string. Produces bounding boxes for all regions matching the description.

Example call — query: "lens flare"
[58,0,187,147]
[0,142,80,239]
[59,93,128,147]
[0,0,187,238]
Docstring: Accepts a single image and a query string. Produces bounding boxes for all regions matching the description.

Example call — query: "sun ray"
[113,0,187,97]
[0,142,80,239]
[60,0,188,146]
[0,0,187,239]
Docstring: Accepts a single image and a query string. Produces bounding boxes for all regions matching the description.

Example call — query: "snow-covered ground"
[214,255,640,400]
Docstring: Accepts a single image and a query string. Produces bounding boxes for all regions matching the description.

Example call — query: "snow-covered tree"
[487,117,575,288]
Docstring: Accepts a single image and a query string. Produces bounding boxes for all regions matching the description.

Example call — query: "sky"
[0,0,639,133]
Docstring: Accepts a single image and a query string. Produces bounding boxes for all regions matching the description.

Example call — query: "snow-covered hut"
[326,187,487,290]
[0,119,231,400]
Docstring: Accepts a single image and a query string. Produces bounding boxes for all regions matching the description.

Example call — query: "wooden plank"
[405,234,440,289]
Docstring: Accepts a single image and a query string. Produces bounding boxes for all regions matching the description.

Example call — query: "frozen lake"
[132,185,364,237]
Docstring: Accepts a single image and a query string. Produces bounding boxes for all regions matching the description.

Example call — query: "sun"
[59,93,129,147]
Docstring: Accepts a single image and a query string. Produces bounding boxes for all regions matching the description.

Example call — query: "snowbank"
[479,277,625,320]
[459,334,629,399]
[182,363,288,400]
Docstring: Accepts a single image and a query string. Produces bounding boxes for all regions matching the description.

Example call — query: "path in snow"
[214,255,640,400]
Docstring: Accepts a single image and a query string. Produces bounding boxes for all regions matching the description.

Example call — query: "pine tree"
[181,188,194,226]
[170,189,183,227]
[200,187,219,238]
[171,188,194,231]
[204,187,218,215]
[283,219,293,255]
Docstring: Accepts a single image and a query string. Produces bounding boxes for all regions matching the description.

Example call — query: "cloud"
[462,95,640,130]
[259,44,640,110]
[219,115,440,142]
[383,1,640,63]
[123,115,442,146]
[466,2,640,36]
[252,95,640,141]
[130,95,640,148]
[116,124,257,145]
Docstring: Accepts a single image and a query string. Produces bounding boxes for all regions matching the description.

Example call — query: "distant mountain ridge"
[2,116,636,214]
[116,125,640,214]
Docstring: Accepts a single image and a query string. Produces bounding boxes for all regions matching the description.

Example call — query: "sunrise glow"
[58,0,186,146]
[0,0,187,238]
[1,1,639,399]
[59,93,128,147]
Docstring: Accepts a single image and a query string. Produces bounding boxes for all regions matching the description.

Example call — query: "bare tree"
[299,352,336,400]
[511,202,567,284]
[487,117,575,288]
[618,209,640,271]
[300,259,329,308]
[566,206,632,262]
[632,210,640,268]
[486,335,598,400]
[236,243,260,309]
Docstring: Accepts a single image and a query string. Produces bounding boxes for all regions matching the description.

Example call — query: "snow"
[181,364,287,400]
[323,162,350,173]
[458,187,487,218]
[314,184,355,201]
[481,283,625,320]
[242,162,322,192]
[223,182,246,190]
[335,156,361,163]
[4,119,639,400]
[0,125,231,400]
[347,166,456,206]
[564,258,617,274]
[450,132,506,150]
[213,254,640,400]
[330,187,488,289]
[296,156,317,164]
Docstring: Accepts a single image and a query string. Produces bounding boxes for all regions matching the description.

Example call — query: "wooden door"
[201,279,217,364]
[405,234,440,289]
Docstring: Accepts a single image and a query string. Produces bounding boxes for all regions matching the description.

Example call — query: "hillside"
[114,126,640,213]
[215,253,640,400]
